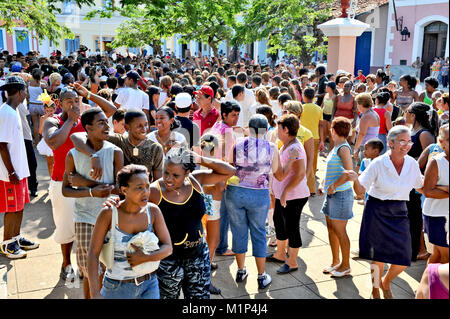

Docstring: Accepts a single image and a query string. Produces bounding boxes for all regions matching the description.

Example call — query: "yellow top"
[300,103,323,140]
[277,125,313,149]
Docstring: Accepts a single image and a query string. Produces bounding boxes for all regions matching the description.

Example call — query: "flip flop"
[266,253,286,263]
[216,249,235,256]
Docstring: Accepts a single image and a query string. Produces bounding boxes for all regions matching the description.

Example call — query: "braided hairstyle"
[409,102,439,136]
[165,147,197,173]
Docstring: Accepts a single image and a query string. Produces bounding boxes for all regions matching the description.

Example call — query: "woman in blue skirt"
[353,126,424,299]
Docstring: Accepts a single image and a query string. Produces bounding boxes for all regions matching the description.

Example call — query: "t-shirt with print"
[300,103,323,140]
[107,133,163,181]
[0,103,30,182]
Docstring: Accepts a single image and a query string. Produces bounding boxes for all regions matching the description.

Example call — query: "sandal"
[216,249,235,256]
[266,253,286,263]
[323,263,340,274]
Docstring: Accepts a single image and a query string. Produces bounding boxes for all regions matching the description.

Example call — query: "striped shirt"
[323,142,352,192]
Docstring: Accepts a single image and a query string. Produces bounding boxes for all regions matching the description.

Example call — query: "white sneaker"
[0,240,27,259]
[257,272,272,289]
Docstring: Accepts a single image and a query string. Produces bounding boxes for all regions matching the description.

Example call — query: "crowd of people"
[0,48,448,300]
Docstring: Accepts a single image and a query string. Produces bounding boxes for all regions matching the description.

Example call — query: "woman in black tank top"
[149,147,235,299]
[405,102,437,262]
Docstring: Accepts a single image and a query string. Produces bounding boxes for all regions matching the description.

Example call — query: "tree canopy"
[234,0,333,63]
[0,0,94,44]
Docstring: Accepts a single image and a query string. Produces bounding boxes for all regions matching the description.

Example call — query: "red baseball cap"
[193,85,214,98]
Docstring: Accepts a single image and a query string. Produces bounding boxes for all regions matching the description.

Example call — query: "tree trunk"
[210,43,219,59]
[151,41,163,57]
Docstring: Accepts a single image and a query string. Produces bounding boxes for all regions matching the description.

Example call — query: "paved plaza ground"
[0,148,427,299]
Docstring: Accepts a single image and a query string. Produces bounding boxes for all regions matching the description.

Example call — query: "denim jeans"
[378,133,387,155]
[101,273,160,299]
[215,190,230,255]
[225,185,270,258]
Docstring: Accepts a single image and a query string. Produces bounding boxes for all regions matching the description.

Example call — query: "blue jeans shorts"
[225,185,270,258]
[101,272,160,299]
[321,188,354,221]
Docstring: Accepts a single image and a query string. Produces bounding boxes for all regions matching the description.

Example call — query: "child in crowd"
[351,138,384,257]
[199,133,224,295]
[356,138,384,205]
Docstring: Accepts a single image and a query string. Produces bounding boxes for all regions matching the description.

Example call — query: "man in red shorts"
[0,76,39,259]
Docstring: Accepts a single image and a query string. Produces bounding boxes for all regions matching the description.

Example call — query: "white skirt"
[37,138,53,157]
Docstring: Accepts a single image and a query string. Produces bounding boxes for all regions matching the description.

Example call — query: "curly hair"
[165,147,197,173]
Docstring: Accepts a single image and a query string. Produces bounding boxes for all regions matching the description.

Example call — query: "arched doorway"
[421,21,448,80]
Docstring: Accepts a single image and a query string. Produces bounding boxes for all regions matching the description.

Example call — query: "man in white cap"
[174,92,200,151]
[0,76,39,259]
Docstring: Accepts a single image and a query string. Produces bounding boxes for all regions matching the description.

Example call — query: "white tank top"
[423,152,449,217]
[28,85,43,105]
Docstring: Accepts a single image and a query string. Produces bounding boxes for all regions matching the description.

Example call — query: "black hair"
[208,81,219,97]
[236,72,247,84]
[106,77,118,90]
[316,66,326,75]
[112,108,126,122]
[165,147,197,173]
[116,65,125,75]
[424,76,439,89]
[227,75,237,84]
[156,106,181,130]
[278,92,293,105]
[200,134,219,154]
[409,102,439,136]
[298,68,309,77]
[118,75,126,87]
[256,105,276,127]
[220,101,241,120]
[365,138,384,153]
[80,107,103,131]
[399,74,417,90]
[376,92,390,105]
[182,85,195,97]
[303,87,315,100]
[117,164,149,188]
[231,84,245,99]
[170,83,183,96]
[31,68,42,81]
[252,76,262,86]
[206,75,218,83]
[124,109,147,125]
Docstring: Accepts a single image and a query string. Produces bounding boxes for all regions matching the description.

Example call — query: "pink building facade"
[384,0,448,79]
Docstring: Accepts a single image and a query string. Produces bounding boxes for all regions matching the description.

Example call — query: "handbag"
[99,205,117,270]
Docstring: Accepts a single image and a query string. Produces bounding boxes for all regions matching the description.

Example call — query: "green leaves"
[0,0,95,46]
[234,0,333,63]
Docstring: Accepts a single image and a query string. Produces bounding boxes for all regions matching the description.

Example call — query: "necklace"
[156,131,173,153]
[128,137,145,157]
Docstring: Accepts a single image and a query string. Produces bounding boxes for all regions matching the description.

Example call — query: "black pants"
[273,197,308,248]
[406,190,423,262]
[24,139,38,192]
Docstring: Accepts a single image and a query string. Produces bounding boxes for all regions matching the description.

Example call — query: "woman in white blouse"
[353,125,424,299]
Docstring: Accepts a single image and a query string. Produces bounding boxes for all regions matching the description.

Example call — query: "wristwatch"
[86,91,91,100]
[8,171,16,177]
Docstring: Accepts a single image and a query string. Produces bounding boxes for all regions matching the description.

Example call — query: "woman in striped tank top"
[318,117,355,278]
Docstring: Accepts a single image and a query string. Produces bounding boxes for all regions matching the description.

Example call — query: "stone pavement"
[0,148,427,299]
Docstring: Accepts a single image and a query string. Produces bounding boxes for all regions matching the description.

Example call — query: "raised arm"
[191,153,236,186]
[43,107,80,150]
[71,83,117,118]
